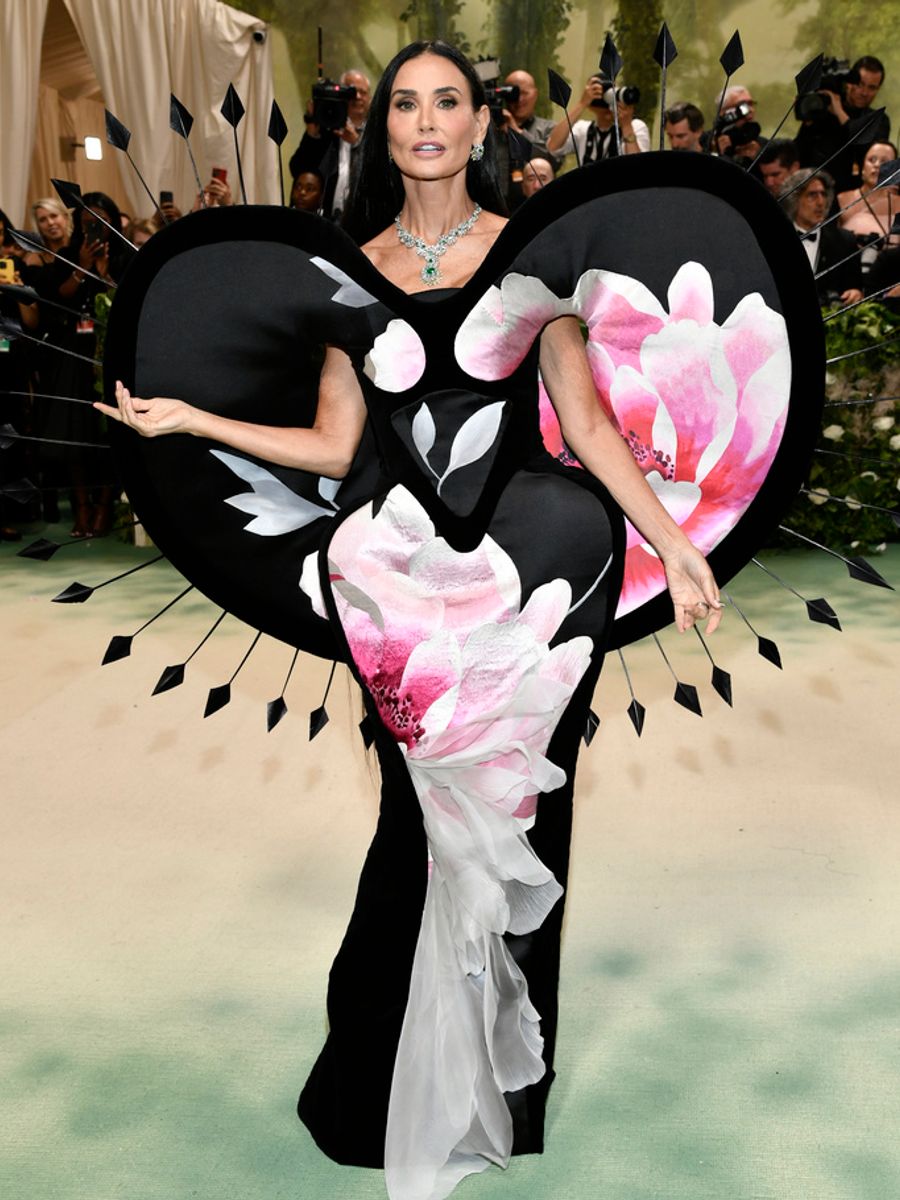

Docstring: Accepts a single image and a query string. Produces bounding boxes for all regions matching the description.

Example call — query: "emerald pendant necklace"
[394,205,482,287]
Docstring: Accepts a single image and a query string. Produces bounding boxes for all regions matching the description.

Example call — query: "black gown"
[102,153,823,1200]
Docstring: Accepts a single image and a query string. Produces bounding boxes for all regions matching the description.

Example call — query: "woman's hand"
[93,381,194,437]
[661,542,723,634]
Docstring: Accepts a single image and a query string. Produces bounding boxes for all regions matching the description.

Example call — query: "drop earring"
[469,142,484,163]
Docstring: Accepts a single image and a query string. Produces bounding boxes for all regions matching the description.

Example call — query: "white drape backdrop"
[0,0,50,226]
[62,0,278,214]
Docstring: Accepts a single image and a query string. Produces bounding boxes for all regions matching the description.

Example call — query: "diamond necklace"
[394,205,483,287]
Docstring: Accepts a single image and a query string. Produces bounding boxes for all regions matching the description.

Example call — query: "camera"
[601,84,640,109]
[794,56,858,121]
[252,29,266,44]
[310,80,357,131]
[714,101,761,153]
[484,83,520,125]
[82,216,107,245]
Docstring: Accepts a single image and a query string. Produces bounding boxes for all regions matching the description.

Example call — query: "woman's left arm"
[540,315,722,633]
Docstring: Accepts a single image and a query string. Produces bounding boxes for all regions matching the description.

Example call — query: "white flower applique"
[210,449,340,536]
[411,399,506,497]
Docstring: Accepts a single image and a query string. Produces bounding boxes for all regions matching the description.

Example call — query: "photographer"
[664,102,705,152]
[794,56,891,192]
[547,75,648,164]
[501,70,560,166]
[289,69,371,220]
[712,86,765,164]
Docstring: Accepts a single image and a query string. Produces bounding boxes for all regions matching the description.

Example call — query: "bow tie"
[802,230,818,243]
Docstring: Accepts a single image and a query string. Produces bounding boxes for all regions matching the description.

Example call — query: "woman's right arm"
[93,345,367,479]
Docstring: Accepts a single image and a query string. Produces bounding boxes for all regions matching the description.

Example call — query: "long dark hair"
[342,41,507,246]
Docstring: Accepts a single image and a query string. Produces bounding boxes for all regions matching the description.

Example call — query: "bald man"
[504,69,560,165]
[520,156,555,198]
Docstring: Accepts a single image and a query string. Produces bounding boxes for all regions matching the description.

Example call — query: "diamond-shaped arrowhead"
[102,634,133,665]
[795,53,824,95]
[719,30,744,75]
[757,636,782,669]
[266,696,288,732]
[547,68,572,110]
[599,33,622,81]
[105,108,131,151]
[0,284,39,306]
[204,683,231,717]
[847,555,893,589]
[807,598,841,630]
[309,705,329,741]
[359,714,375,749]
[0,475,40,503]
[152,663,185,695]
[50,177,82,209]
[507,127,533,163]
[169,93,194,138]
[17,537,59,560]
[627,698,646,737]
[674,681,702,716]
[583,708,601,747]
[653,22,678,67]
[0,421,17,449]
[711,666,733,707]
[268,99,288,145]
[221,83,245,128]
[52,581,93,603]
[878,158,900,187]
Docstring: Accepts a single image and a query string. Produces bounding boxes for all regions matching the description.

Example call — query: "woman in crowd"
[837,140,899,272]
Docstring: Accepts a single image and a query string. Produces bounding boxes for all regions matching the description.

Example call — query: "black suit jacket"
[814,223,862,303]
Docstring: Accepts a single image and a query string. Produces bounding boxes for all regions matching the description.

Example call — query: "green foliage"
[611,0,663,122]
[399,0,472,55]
[771,302,900,552]
[93,290,114,398]
[488,0,573,110]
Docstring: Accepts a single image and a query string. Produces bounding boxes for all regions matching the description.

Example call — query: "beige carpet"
[2,531,899,1199]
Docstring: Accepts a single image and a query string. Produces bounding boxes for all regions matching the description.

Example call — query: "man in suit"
[779,168,863,306]
[289,70,371,221]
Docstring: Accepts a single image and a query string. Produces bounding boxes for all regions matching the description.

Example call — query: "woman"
[837,140,899,266]
[44,192,128,536]
[97,41,720,1200]
[22,197,73,267]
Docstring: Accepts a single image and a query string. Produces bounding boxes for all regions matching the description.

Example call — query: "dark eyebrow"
[390,85,464,99]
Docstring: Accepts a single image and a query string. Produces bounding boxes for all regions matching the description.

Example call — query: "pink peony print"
[303,484,592,820]
[458,264,790,615]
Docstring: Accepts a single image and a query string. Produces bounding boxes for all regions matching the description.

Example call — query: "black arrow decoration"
[599,33,622,82]
[617,648,646,737]
[653,633,703,717]
[267,646,299,731]
[547,68,572,110]
[806,598,842,630]
[101,584,194,667]
[653,22,677,67]
[795,53,824,95]
[102,635,133,665]
[0,476,39,504]
[268,99,289,206]
[151,610,227,696]
[694,627,733,707]
[169,93,206,206]
[205,683,231,717]
[724,592,783,669]
[17,537,58,561]
[653,23,678,150]
[779,526,894,589]
[203,630,262,717]
[268,98,287,144]
[673,681,702,716]
[52,554,165,604]
[752,559,842,631]
[583,708,601,747]
[105,109,168,225]
[51,177,135,252]
[153,663,185,695]
[309,660,337,741]
[359,714,375,749]
[221,84,248,204]
[719,30,744,75]
[52,581,93,603]
[267,697,288,732]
